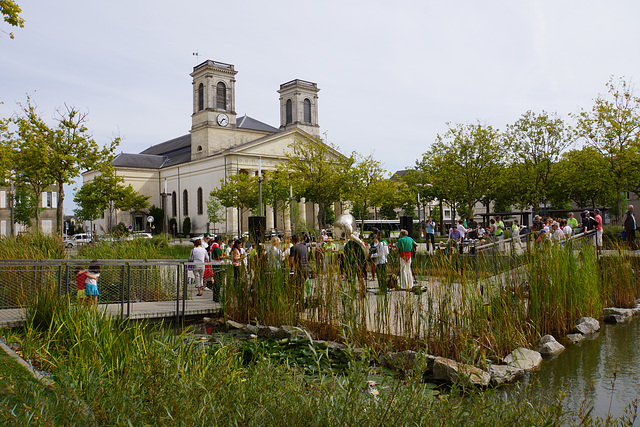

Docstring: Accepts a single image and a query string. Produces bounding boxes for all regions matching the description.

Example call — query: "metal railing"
[0,259,200,322]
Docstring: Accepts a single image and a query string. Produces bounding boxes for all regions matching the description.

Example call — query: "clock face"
[217,113,229,127]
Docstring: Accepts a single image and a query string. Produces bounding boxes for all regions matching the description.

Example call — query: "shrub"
[182,217,191,236]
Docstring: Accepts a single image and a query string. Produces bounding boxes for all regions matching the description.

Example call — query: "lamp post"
[289,183,294,236]
[258,157,263,217]
[161,178,171,239]
[9,181,15,237]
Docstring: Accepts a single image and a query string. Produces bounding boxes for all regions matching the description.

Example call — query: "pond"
[523,318,640,423]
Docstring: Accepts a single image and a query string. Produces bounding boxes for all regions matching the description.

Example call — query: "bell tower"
[278,79,320,136]
[190,60,238,156]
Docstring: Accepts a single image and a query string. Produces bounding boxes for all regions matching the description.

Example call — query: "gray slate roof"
[115,115,280,170]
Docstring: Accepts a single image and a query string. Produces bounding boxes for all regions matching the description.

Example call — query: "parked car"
[64,233,93,248]
[124,232,153,241]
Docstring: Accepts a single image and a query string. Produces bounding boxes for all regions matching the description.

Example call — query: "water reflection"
[527,319,640,421]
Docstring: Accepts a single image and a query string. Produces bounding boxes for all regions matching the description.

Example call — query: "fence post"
[120,264,126,322]
[176,264,182,323]
[127,263,132,319]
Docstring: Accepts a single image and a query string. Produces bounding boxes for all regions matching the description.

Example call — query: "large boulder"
[573,317,600,335]
[489,364,525,386]
[226,320,245,330]
[432,357,490,387]
[538,335,565,357]
[603,307,634,324]
[504,348,542,371]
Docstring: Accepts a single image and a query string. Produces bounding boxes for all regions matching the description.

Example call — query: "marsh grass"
[0,233,65,260]
[220,242,638,365]
[77,236,191,260]
[4,290,575,425]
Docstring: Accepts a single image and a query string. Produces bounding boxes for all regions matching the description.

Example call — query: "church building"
[82,59,337,236]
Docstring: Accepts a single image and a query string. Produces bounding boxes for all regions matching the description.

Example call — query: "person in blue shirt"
[425,217,436,254]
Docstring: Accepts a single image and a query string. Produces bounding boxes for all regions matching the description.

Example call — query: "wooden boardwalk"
[0,296,221,328]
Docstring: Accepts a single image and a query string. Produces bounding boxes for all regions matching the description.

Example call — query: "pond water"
[523,318,640,423]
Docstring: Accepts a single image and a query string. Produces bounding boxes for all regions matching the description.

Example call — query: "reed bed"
[0,233,65,259]
[3,289,573,425]
[223,243,639,365]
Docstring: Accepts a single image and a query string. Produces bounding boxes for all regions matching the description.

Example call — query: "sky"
[2,0,640,215]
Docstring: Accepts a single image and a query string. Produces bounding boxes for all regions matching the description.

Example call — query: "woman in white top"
[190,239,209,296]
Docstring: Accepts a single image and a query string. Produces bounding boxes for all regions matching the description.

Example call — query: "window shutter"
[52,192,57,207]
[0,191,5,209]
[42,193,48,208]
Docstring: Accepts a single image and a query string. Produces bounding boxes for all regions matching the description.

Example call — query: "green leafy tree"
[10,101,54,229]
[117,184,150,227]
[13,183,34,227]
[418,122,505,218]
[575,76,640,220]
[49,106,116,235]
[262,172,290,229]
[503,111,573,213]
[347,154,386,224]
[281,135,354,231]
[206,195,224,231]
[1,0,24,39]
[211,173,258,234]
[552,146,615,209]
[0,116,12,183]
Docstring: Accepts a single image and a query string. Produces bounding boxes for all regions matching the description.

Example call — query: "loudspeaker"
[248,216,266,243]
[399,216,413,238]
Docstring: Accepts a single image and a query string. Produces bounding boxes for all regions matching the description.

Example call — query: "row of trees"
[414,77,640,221]
[209,77,640,232]
[0,99,149,235]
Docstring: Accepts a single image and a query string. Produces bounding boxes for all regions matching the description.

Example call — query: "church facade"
[82,59,336,236]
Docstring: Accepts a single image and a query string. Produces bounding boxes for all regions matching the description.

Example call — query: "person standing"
[568,212,579,234]
[594,209,603,252]
[425,217,436,253]
[495,216,505,250]
[190,239,209,296]
[395,229,417,289]
[623,205,637,251]
[209,235,226,302]
[84,260,101,307]
[449,225,462,254]
[371,234,389,293]
[289,234,313,303]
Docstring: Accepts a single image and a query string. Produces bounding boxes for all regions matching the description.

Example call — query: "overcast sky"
[2,1,639,214]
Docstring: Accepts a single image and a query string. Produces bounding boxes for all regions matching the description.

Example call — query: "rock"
[603,314,630,324]
[243,324,258,334]
[257,325,282,339]
[573,317,600,335]
[279,325,309,339]
[379,350,436,373]
[432,357,490,387]
[538,335,565,357]
[566,333,586,344]
[226,320,245,330]
[632,307,640,317]
[312,340,347,351]
[603,307,634,317]
[489,364,525,386]
[504,348,542,371]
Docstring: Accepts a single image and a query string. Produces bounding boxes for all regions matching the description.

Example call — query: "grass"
[1,291,577,426]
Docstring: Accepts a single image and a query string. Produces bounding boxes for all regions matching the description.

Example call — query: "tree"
[503,110,573,213]
[117,184,150,229]
[0,116,12,183]
[552,146,616,209]
[206,195,224,231]
[575,76,640,220]
[280,135,354,231]
[49,105,115,236]
[148,205,164,234]
[418,122,505,218]
[10,101,54,229]
[210,173,258,234]
[262,171,290,229]
[347,154,386,224]
[1,0,24,39]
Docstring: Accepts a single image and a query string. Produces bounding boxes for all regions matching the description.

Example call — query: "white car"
[125,232,153,240]
[64,233,93,248]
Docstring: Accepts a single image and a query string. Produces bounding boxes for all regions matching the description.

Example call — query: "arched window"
[183,190,189,216]
[197,187,203,215]
[171,191,177,217]
[303,98,311,123]
[285,99,292,124]
[197,83,204,111]
[216,82,227,110]
[197,145,202,152]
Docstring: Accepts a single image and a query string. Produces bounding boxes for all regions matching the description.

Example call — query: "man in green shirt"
[395,229,416,289]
